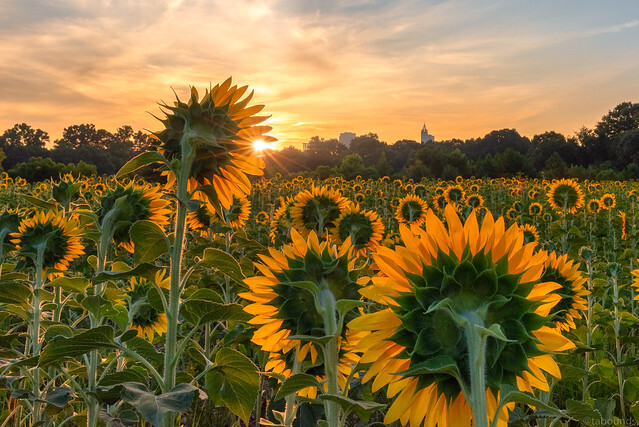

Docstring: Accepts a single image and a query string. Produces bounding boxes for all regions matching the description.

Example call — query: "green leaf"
[43,325,73,342]
[116,151,168,178]
[38,387,74,408]
[0,332,22,350]
[120,382,199,427]
[318,393,386,416]
[94,263,161,283]
[398,355,462,382]
[207,348,259,424]
[20,194,57,210]
[490,387,569,427]
[477,324,514,342]
[0,281,31,305]
[565,399,602,423]
[48,277,90,293]
[335,299,366,317]
[124,337,164,364]
[130,220,170,264]
[180,300,251,325]
[274,374,320,401]
[200,248,246,285]
[39,326,118,366]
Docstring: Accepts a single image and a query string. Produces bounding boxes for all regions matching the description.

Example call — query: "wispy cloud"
[0,0,638,147]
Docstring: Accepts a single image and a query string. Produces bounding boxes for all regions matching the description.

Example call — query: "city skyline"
[1,1,638,150]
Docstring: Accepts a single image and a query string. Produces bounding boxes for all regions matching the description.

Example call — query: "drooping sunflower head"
[10,211,84,271]
[506,207,520,221]
[529,202,543,216]
[600,193,616,210]
[153,78,275,210]
[546,178,584,214]
[521,223,541,247]
[349,205,574,426]
[0,209,22,250]
[125,271,170,341]
[186,204,218,237]
[354,192,366,204]
[290,186,350,237]
[255,210,269,225]
[628,190,638,203]
[395,194,429,226]
[540,251,588,332]
[224,195,251,229]
[240,230,362,356]
[587,199,601,213]
[414,184,428,198]
[619,211,629,241]
[270,199,295,245]
[466,194,484,209]
[332,203,384,256]
[443,184,465,205]
[98,183,171,252]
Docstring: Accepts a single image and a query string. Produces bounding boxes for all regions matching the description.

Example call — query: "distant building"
[339,132,356,148]
[421,123,434,143]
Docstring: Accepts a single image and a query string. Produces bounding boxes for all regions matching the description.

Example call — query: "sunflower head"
[0,209,21,248]
[240,230,362,355]
[153,79,274,209]
[186,204,218,237]
[98,183,171,252]
[546,178,584,214]
[587,199,601,213]
[395,194,429,226]
[600,193,616,210]
[224,196,251,229]
[349,205,575,426]
[290,186,350,237]
[444,185,465,205]
[466,194,484,209]
[521,223,540,247]
[540,252,588,332]
[332,203,384,256]
[125,271,170,341]
[10,211,84,271]
[255,211,269,225]
[529,202,543,216]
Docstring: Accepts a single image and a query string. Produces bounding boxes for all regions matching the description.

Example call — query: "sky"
[1,0,638,150]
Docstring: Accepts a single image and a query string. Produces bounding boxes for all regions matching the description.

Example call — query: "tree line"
[1,101,638,182]
[263,101,639,181]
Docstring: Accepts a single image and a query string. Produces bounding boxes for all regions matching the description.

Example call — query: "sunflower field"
[1,80,639,427]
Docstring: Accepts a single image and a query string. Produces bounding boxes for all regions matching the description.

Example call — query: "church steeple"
[421,122,434,143]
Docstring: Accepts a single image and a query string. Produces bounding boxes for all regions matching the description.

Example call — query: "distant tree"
[338,154,367,180]
[375,152,394,178]
[596,102,639,141]
[55,124,112,149]
[0,148,5,171]
[466,129,530,161]
[8,157,96,182]
[304,136,345,169]
[0,123,49,148]
[386,139,420,173]
[613,128,639,169]
[530,131,582,170]
[349,133,387,167]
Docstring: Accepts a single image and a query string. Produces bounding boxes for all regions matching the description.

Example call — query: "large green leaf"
[180,299,251,325]
[120,382,199,427]
[207,348,259,424]
[274,373,320,401]
[94,263,161,283]
[130,220,170,264]
[48,277,90,294]
[116,151,168,178]
[39,326,118,366]
[20,194,58,210]
[0,281,31,305]
[200,248,245,285]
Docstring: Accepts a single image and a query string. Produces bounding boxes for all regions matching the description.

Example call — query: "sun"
[253,139,271,151]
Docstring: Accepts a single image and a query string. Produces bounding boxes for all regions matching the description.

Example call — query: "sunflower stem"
[319,288,340,427]
[30,247,45,425]
[464,319,489,427]
[162,129,195,427]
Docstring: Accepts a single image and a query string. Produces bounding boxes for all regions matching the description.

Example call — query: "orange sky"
[1,1,638,149]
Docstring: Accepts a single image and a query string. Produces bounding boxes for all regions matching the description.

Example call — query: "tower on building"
[421,123,434,144]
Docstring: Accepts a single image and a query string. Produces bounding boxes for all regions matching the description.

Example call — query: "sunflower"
[395,194,429,227]
[186,204,217,237]
[469,183,480,193]
[443,184,465,205]
[332,203,384,256]
[354,192,366,204]
[98,183,171,252]
[93,182,107,197]
[224,195,251,229]
[619,211,628,241]
[527,189,538,199]
[432,194,447,211]
[290,186,350,237]
[125,271,170,341]
[240,229,364,390]
[153,78,275,211]
[521,223,541,247]
[546,178,584,214]
[414,184,428,198]
[255,210,269,225]
[539,252,588,332]
[349,205,573,426]
[587,199,601,213]
[542,212,553,222]
[465,194,484,209]
[506,207,520,221]
[529,202,543,216]
[628,190,638,203]
[512,201,523,212]
[10,211,84,271]
[270,202,294,245]
[600,193,616,210]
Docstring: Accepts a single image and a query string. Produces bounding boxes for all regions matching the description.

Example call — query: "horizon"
[1,1,638,150]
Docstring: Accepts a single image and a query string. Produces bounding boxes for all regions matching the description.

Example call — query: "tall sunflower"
[125,271,171,341]
[153,78,275,210]
[600,193,616,210]
[11,211,84,271]
[270,198,295,245]
[349,205,574,426]
[443,184,466,205]
[546,179,585,214]
[98,183,171,252]
[290,186,350,237]
[186,204,218,237]
[332,203,384,256]
[538,251,588,332]
[395,194,429,227]
[224,195,251,229]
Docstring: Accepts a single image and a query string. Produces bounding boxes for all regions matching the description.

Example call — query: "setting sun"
[253,139,271,151]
